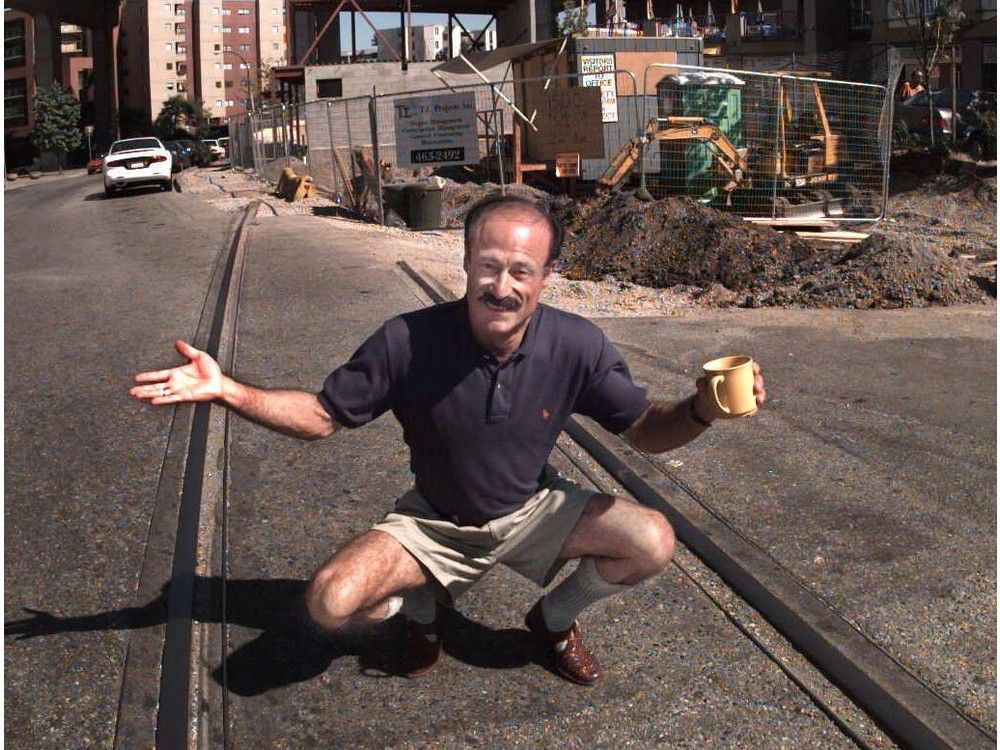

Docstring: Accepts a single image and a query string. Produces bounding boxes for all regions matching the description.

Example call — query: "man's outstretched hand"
[130,340,224,405]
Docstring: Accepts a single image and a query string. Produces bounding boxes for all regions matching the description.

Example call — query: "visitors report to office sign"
[393,92,479,168]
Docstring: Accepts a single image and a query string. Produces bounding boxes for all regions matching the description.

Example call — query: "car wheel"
[161,180,173,192]
[104,185,115,198]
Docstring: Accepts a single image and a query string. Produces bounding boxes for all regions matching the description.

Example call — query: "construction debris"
[552,191,990,309]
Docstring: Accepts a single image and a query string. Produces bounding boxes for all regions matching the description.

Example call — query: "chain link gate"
[638,63,889,221]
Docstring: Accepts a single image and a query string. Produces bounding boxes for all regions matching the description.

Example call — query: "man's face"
[463,207,553,346]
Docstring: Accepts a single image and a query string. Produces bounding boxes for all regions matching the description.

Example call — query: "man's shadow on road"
[5,577,550,696]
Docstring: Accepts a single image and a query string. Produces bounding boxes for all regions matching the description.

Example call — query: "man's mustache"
[479,291,522,311]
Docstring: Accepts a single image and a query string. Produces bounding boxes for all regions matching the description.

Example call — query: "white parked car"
[201,139,226,161]
[103,137,173,197]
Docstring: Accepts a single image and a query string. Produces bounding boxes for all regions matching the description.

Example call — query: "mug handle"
[709,375,731,415]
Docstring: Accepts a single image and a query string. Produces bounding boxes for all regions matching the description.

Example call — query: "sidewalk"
[210,213,879,748]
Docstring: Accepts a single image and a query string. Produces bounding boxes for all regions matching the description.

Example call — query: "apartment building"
[118,0,286,130]
[870,0,997,91]
[4,10,94,167]
[376,24,497,62]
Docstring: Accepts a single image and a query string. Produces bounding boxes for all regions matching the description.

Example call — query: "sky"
[336,13,495,53]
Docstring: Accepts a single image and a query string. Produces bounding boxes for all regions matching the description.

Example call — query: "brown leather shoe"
[402,603,445,678]
[524,599,603,686]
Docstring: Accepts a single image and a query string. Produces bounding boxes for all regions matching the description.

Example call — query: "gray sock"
[540,557,627,633]
[401,586,437,625]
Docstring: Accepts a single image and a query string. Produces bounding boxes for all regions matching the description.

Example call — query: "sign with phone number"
[394,92,479,168]
[410,147,466,164]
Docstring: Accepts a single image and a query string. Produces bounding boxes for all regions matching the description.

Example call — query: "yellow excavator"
[598,116,749,194]
[599,79,843,218]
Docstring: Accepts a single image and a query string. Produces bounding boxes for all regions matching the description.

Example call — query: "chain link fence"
[640,63,888,220]
[226,60,890,224]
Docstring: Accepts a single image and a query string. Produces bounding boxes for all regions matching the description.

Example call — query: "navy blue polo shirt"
[318,299,650,526]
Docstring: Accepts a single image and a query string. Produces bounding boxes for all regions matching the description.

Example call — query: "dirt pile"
[440,180,551,228]
[553,191,989,309]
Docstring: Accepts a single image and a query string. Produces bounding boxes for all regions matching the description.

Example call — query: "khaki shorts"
[372,471,596,602]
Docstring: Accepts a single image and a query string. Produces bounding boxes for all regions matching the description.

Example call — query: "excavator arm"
[597,117,749,192]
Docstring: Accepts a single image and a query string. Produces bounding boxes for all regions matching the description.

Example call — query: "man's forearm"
[219,377,338,440]
[623,396,710,453]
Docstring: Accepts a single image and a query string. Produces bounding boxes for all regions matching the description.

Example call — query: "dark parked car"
[179,139,213,167]
[164,141,191,171]
[895,88,997,141]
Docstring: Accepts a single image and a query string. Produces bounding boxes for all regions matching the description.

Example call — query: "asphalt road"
[4,174,233,748]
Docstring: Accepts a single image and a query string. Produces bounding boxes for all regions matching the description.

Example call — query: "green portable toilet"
[655,71,745,202]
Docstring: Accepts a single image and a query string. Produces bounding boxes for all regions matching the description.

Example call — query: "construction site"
[220,1,995,312]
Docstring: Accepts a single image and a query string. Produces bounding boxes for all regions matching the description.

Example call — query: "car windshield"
[110,138,161,154]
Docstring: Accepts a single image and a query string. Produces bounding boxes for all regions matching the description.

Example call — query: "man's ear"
[541,264,553,288]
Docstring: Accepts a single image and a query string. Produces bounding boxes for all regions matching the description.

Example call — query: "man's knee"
[636,508,675,575]
[305,569,360,631]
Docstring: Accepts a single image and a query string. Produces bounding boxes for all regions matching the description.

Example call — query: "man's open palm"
[130,340,223,405]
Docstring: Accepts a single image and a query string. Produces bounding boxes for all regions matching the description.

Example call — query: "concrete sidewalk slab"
[213,215,867,748]
[595,307,996,732]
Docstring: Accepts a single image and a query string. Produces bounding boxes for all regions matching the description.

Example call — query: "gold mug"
[703,355,757,418]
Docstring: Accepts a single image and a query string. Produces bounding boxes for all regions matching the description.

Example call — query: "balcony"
[727,11,802,43]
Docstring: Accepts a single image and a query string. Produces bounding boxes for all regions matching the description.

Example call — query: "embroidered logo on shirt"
[541,409,551,421]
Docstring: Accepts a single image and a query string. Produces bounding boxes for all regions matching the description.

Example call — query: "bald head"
[463,196,563,266]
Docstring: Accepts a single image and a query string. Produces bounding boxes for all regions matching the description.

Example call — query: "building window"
[216,99,224,107]
[175,4,186,15]
[238,8,252,15]
[175,23,186,34]
[177,43,187,53]
[5,18,27,68]
[317,78,343,98]
[164,22,173,31]
[214,62,222,69]
[166,62,174,69]
[177,62,187,75]
[222,26,231,33]
[214,43,221,51]
[223,8,232,14]
[226,99,234,106]
[178,82,187,92]
[213,26,220,33]
[223,62,233,70]
[238,26,250,34]
[272,42,280,50]
[212,6,220,14]
[165,42,173,52]
[223,44,233,51]
[4,77,28,126]
[163,3,171,11]
[166,82,175,90]
[240,43,250,51]
[225,80,233,87]
[272,25,279,33]
[239,62,249,69]
[216,81,223,87]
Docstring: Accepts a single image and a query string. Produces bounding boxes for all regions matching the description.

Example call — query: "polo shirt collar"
[457,296,543,364]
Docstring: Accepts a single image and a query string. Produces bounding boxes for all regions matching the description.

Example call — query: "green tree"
[891,0,966,147]
[154,95,212,140]
[30,82,82,172]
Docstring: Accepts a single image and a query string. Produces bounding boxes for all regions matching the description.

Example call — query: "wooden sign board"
[555,153,581,178]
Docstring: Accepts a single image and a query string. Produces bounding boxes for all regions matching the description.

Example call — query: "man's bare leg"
[306,529,432,632]
[524,494,676,685]
[558,493,675,585]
